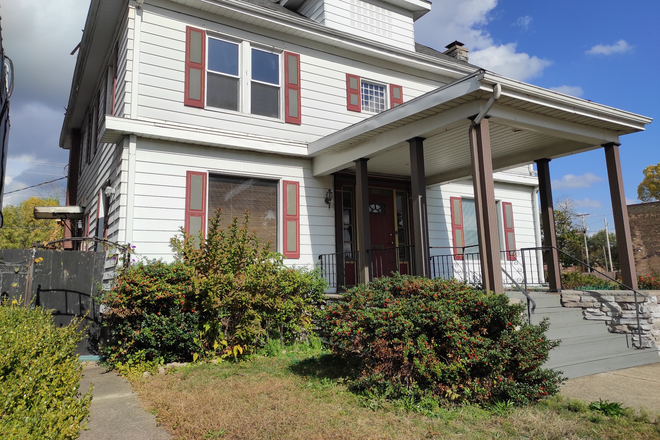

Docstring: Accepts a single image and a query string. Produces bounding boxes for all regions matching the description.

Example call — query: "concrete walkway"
[78,362,171,440]
[561,361,660,413]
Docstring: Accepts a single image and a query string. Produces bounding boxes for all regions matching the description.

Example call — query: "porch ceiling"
[310,71,653,184]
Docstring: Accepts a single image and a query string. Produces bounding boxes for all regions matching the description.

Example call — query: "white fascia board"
[166,0,473,79]
[309,72,485,156]
[482,73,653,132]
[312,102,481,177]
[379,0,432,21]
[488,105,622,146]
[101,116,309,156]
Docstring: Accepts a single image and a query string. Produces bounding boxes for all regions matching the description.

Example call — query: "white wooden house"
[60,0,652,293]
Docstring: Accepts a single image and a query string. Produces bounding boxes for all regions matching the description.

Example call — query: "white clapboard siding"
[323,0,415,51]
[131,7,442,146]
[127,138,335,267]
[426,179,539,254]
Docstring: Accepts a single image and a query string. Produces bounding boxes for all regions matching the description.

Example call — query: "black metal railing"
[368,245,416,280]
[429,245,482,285]
[318,250,359,290]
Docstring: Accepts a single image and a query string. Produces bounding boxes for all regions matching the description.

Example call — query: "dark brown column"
[65,129,82,250]
[535,159,561,291]
[468,118,503,293]
[354,158,371,284]
[408,137,430,277]
[604,143,638,290]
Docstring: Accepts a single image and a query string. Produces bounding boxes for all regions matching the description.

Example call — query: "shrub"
[321,274,562,407]
[99,260,199,366]
[0,300,91,439]
[638,274,660,290]
[171,210,327,357]
[561,271,616,290]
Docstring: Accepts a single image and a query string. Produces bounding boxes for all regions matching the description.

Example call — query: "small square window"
[361,81,386,113]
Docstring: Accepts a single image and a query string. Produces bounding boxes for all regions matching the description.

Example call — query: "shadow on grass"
[287,352,358,382]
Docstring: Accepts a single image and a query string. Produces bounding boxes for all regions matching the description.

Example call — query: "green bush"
[100,260,199,366]
[171,210,327,357]
[638,274,660,290]
[561,271,616,290]
[321,274,562,407]
[0,300,91,439]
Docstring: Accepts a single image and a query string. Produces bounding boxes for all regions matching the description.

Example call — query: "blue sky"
[2,0,658,236]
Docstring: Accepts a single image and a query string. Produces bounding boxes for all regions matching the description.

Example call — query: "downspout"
[473,83,502,125]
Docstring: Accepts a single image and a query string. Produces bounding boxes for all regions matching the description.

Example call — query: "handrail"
[501,266,536,323]
[521,245,645,348]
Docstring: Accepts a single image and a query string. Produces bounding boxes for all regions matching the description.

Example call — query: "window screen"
[462,199,479,248]
[207,38,239,111]
[251,48,280,118]
[361,81,386,113]
[208,175,278,246]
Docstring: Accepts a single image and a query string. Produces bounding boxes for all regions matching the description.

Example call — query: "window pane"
[207,73,239,110]
[361,81,386,113]
[252,49,279,85]
[251,82,279,118]
[208,38,238,75]
[462,199,479,247]
[208,175,278,246]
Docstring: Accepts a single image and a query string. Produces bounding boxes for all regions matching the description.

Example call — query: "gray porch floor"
[506,290,660,379]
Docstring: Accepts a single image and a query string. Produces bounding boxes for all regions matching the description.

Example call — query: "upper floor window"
[361,81,386,113]
[185,27,301,124]
[346,73,403,113]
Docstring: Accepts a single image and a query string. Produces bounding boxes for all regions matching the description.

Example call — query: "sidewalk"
[78,362,171,440]
[561,361,660,413]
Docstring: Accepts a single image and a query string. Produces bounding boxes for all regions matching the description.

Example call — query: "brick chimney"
[444,41,469,62]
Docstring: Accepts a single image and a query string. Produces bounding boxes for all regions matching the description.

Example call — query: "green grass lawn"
[131,346,660,440]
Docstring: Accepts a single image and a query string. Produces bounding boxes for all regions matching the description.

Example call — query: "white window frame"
[360,79,388,114]
[206,35,283,119]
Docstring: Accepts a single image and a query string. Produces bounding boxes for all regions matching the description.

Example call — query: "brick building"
[628,201,660,275]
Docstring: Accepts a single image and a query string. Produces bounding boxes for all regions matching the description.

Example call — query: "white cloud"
[586,40,633,55]
[470,43,552,81]
[552,172,603,190]
[549,85,584,97]
[513,16,532,31]
[415,1,552,82]
[573,198,602,209]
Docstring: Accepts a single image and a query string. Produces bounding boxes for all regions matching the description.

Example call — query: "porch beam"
[354,158,371,284]
[535,158,561,291]
[312,103,480,176]
[603,143,638,290]
[408,137,431,277]
[468,118,503,294]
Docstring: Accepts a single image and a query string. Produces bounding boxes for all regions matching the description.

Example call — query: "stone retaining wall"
[561,290,660,349]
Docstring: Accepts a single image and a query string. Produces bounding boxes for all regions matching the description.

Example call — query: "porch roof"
[310,71,653,185]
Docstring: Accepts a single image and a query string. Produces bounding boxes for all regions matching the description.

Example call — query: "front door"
[369,188,396,278]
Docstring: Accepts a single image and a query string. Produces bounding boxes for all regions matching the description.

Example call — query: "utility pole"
[604,218,614,273]
[577,213,590,272]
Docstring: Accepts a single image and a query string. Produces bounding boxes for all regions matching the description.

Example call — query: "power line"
[3,177,67,195]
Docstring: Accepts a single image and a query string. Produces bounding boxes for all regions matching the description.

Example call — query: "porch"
[311,70,652,294]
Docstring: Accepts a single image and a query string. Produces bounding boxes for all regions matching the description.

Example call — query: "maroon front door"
[369,188,396,278]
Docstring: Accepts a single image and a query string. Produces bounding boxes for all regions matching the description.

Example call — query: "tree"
[637,162,660,202]
[587,229,618,271]
[552,198,583,267]
[0,197,63,249]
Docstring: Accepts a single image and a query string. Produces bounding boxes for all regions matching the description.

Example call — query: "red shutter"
[284,52,301,125]
[346,73,361,112]
[450,197,464,260]
[502,202,517,261]
[283,180,300,258]
[185,171,207,238]
[390,84,403,107]
[185,26,206,108]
